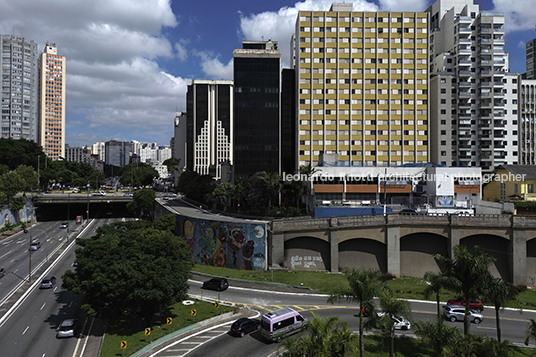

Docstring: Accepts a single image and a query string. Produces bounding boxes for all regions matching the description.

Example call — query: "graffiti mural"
[177,216,267,271]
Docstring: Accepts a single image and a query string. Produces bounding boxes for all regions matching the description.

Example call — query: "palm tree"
[278,312,358,357]
[524,318,536,346]
[484,276,518,342]
[434,244,495,335]
[327,268,386,357]
[422,270,449,318]
[413,319,461,356]
[375,293,412,357]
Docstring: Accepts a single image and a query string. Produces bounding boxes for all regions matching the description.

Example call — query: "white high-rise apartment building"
[38,42,66,160]
[294,4,429,168]
[427,0,516,173]
[519,78,536,164]
[0,35,38,141]
[92,142,105,161]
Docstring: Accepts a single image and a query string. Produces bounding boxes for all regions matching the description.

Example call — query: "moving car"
[260,307,307,342]
[59,222,68,229]
[202,277,229,291]
[377,312,411,330]
[230,318,260,337]
[0,267,5,278]
[447,297,484,312]
[56,319,77,338]
[30,241,41,251]
[39,276,56,289]
[443,305,483,324]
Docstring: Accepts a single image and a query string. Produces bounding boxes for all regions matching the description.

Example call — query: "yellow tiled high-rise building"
[38,42,66,160]
[293,3,429,168]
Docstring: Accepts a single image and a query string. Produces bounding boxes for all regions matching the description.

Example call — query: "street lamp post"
[87,182,90,223]
[67,193,71,241]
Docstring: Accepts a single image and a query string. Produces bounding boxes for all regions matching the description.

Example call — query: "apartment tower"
[519,78,536,164]
[233,40,281,179]
[526,28,536,80]
[427,0,515,173]
[186,80,233,179]
[294,4,429,168]
[0,35,38,141]
[38,42,66,160]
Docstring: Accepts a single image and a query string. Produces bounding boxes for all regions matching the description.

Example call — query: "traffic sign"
[121,341,127,349]
[167,317,172,325]
[145,328,151,336]
[214,301,219,308]
[191,309,196,316]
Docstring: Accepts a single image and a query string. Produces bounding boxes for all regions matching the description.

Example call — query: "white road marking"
[0,250,12,259]
[40,303,46,310]
[2,240,13,245]
[22,326,29,335]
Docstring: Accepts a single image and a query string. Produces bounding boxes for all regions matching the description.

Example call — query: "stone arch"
[461,235,511,281]
[400,233,449,278]
[338,238,386,273]
[284,236,330,271]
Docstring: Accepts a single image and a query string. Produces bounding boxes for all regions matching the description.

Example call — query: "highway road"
[0,217,120,357]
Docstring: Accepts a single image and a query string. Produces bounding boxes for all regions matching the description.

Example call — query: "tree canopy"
[119,162,159,188]
[0,137,48,171]
[62,218,193,325]
[126,189,156,220]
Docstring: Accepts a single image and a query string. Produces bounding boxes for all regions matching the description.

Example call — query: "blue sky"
[0,0,535,147]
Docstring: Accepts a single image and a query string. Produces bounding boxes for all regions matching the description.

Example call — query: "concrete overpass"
[270,214,536,285]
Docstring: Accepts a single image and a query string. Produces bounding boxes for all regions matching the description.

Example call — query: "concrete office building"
[526,29,536,80]
[92,142,105,161]
[38,42,66,160]
[293,4,429,168]
[427,0,513,173]
[233,40,281,178]
[186,80,233,179]
[65,144,91,164]
[105,140,130,168]
[172,112,187,172]
[0,35,38,141]
[519,78,536,165]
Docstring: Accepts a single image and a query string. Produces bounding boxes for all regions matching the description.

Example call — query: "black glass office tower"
[233,41,281,179]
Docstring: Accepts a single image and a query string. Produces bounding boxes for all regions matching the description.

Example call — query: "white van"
[260,307,307,342]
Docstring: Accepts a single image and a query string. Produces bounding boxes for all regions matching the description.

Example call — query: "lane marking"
[22,326,29,335]
[0,250,12,259]
[40,303,46,310]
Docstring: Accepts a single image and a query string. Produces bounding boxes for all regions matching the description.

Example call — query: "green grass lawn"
[99,299,234,357]
[192,264,536,310]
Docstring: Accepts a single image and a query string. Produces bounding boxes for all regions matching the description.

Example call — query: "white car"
[443,305,483,324]
[91,190,106,196]
[377,312,411,330]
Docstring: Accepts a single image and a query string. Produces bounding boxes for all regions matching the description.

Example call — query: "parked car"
[202,277,229,291]
[230,318,259,337]
[39,276,56,289]
[0,267,5,278]
[443,305,483,324]
[56,319,77,338]
[123,192,133,197]
[447,297,484,312]
[377,312,411,330]
[59,222,68,229]
[30,241,41,251]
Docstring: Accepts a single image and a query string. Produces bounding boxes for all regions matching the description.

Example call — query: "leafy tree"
[423,271,449,318]
[374,293,412,357]
[62,219,194,326]
[525,318,536,346]
[15,165,39,193]
[413,319,461,356]
[119,163,158,188]
[484,276,518,342]
[279,313,358,357]
[126,189,156,220]
[0,137,48,171]
[328,268,386,357]
[176,169,214,204]
[211,182,235,207]
[0,171,24,204]
[443,333,516,357]
[435,245,495,335]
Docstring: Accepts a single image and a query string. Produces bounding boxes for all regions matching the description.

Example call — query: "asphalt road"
[0,218,118,357]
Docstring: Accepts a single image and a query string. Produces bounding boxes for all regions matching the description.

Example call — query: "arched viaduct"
[270,214,536,285]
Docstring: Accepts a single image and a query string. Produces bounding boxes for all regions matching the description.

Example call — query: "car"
[59,222,68,229]
[443,305,483,324]
[230,318,260,337]
[202,277,229,291]
[72,188,79,193]
[39,276,56,289]
[123,192,133,197]
[56,319,77,338]
[447,297,484,312]
[399,208,417,214]
[91,190,106,196]
[377,312,411,330]
[0,267,5,278]
[30,241,41,251]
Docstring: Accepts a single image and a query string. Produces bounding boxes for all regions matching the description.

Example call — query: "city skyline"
[0,0,535,147]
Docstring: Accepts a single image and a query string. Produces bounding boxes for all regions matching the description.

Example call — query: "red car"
[447,297,484,312]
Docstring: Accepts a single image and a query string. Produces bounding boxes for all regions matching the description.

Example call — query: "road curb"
[192,271,313,291]
[130,308,250,357]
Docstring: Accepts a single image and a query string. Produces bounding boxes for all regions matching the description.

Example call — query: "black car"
[202,277,229,291]
[230,318,259,337]
[39,276,56,289]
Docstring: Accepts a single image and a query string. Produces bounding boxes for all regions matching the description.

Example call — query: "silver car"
[30,241,41,251]
[443,305,483,324]
[56,319,77,338]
